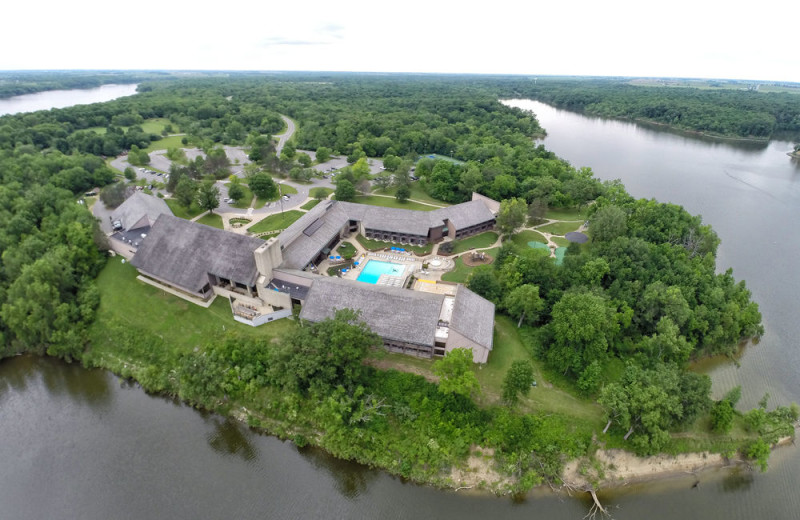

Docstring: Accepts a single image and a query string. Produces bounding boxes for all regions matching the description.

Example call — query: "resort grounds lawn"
[196,213,223,229]
[371,184,450,206]
[537,221,582,235]
[336,241,357,259]
[544,207,589,221]
[352,195,436,211]
[474,317,604,425]
[247,210,304,234]
[143,134,186,153]
[451,232,499,254]
[551,236,571,248]
[309,187,333,200]
[511,230,547,248]
[165,199,204,219]
[300,199,321,210]
[355,235,434,256]
[441,247,499,283]
[140,118,176,135]
[227,184,254,209]
[85,257,294,370]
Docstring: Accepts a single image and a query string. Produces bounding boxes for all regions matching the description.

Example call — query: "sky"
[3,0,798,83]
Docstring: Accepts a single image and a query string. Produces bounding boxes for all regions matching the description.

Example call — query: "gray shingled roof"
[111,192,173,231]
[430,200,496,230]
[276,197,497,270]
[277,201,350,269]
[299,277,445,347]
[131,214,265,293]
[450,286,495,351]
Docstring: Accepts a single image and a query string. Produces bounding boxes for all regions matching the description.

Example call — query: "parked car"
[282,195,290,201]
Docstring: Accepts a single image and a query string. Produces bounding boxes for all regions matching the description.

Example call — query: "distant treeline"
[512,78,800,140]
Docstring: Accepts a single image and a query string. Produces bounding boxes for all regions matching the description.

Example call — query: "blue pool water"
[356,260,405,284]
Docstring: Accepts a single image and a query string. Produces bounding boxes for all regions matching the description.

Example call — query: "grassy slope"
[247,210,304,233]
[165,199,204,219]
[352,195,437,211]
[511,230,547,247]
[300,199,321,210]
[372,184,451,206]
[451,232,499,254]
[196,213,223,229]
[85,258,293,365]
[538,221,582,235]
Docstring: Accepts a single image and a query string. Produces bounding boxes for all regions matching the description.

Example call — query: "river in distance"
[0,83,138,116]
[1,89,799,519]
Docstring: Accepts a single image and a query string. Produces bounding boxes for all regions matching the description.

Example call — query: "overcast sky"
[4,0,797,82]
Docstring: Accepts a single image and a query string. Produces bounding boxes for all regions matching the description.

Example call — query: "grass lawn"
[247,210,304,234]
[538,221,582,235]
[355,234,434,256]
[140,118,176,135]
[86,257,294,365]
[551,236,571,248]
[309,187,333,199]
[372,184,450,206]
[351,195,436,211]
[336,241,357,259]
[474,317,604,424]
[228,184,254,209]
[451,232,499,254]
[511,230,547,248]
[300,199,321,210]
[165,199,204,219]
[545,207,589,221]
[196,212,223,229]
[143,135,186,153]
[441,247,499,283]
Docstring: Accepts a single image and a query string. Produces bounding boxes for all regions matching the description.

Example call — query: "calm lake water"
[1,92,799,519]
[0,83,138,116]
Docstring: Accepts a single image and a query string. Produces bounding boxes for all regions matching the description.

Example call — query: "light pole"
[278,181,284,214]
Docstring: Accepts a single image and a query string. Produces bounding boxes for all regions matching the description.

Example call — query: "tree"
[395,183,410,203]
[547,290,619,376]
[310,187,329,200]
[272,309,380,393]
[710,399,734,433]
[466,265,502,303]
[197,181,220,214]
[335,179,356,201]
[227,181,245,202]
[123,166,136,181]
[432,348,480,398]
[382,154,401,171]
[249,173,278,200]
[590,205,627,242]
[496,197,528,235]
[503,284,544,327]
[528,198,548,224]
[502,360,535,405]
[373,173,392,191]
[315,146,331,163]
[99,182,128,208]
[174,178,198,207]
[297,152,312,167]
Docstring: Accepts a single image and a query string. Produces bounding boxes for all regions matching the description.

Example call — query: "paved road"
[274,115,295,156]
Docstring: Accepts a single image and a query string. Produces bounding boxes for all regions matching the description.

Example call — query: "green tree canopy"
[249,173,278,200]
[197,181,220,214]
[335,179,356,202]
[502,360,535,405]
[433,348,480,398]
[496,197,528,235]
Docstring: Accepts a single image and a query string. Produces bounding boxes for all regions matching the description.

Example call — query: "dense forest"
[511,78,800,140]
[0,73,794,492]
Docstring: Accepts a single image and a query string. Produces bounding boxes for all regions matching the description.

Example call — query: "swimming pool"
[356,260,406,284]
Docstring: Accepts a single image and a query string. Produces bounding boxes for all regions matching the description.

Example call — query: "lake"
[1,93,799,519]
[0,83,138,116]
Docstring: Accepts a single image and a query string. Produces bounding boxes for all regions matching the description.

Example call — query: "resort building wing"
[131,214,265,300]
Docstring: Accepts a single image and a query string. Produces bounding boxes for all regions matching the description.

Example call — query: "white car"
[282,195,290,201]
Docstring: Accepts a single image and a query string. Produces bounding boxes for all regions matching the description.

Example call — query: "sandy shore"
[562,449,728,489]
